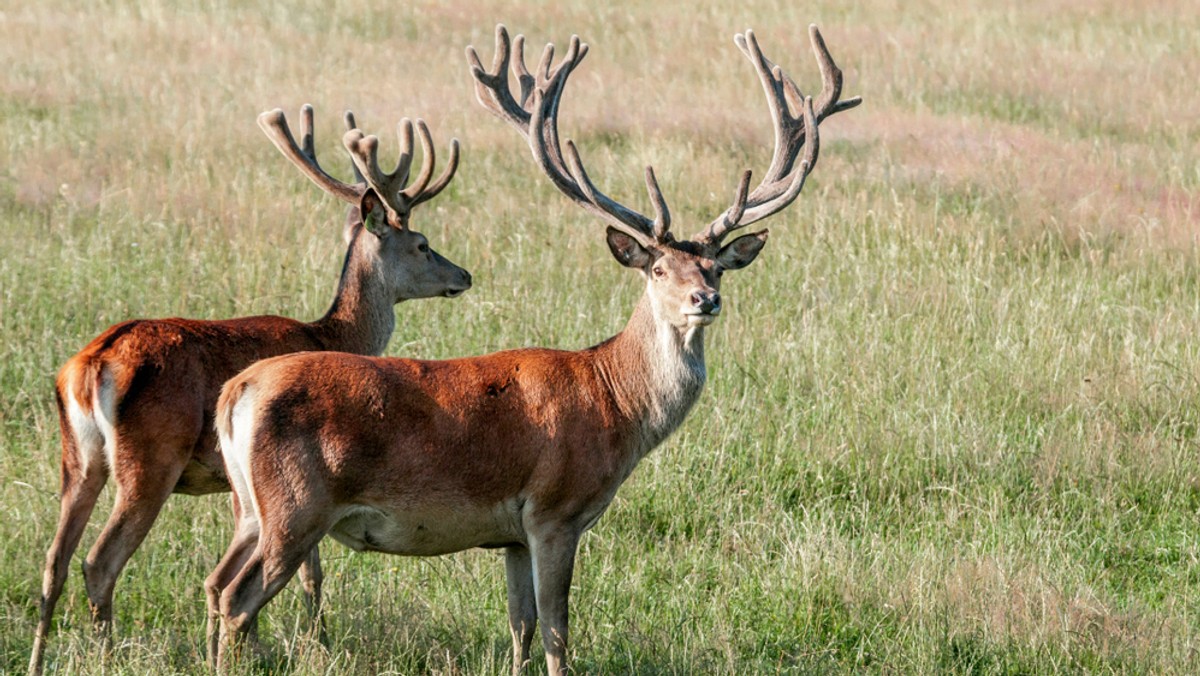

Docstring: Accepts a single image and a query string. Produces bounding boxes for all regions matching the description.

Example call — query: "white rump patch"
[221,386,261,531]
[66,383,104,477]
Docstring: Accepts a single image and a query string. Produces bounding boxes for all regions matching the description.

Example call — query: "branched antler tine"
[395,118,416,189]
[477,27,661,243]
[738,31,795,181]
[343,131,382,188]
[401,120,437,200]
[801,93,820,169]
[708,169,754,242]
[466,25,532,132]
[645,167,670,239]
[538,42,555,85]
[490,23,512,76]
[527,89,585,204]
[343,127,407,219]
[561,140,655,243]
[730,169,753,223]
[560,139,596,201]
[299,104,316,159]
[343,110,365,183]
[833,97,864,114]
[736,32,785,125]
[740,96,819,224]
[699,27,855,242]
[411,137,460,207]
[512,35,535,106]
[258,107,364,204]
[808,24,861,121]
[810,30,837,117]
[548,36,584,98]
[464,45,498,109]
[537,36,585,176]
[779,68,806,117]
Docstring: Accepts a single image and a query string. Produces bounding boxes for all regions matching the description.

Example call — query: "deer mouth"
[685,310,719,326]
[444,287,468,298]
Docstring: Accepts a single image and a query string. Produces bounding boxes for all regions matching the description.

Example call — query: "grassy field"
[2,0,1199,673]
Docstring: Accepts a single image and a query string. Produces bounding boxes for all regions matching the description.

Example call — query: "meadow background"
[2,0,1198,672]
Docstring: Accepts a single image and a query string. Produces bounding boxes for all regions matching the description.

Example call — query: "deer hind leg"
[505,545,537,675]
[529,530,580,676]
[29,409,108,676]
[80,435,187,646]
[206,493,260,666]
[217,514,329,670]
[296,544,330,647]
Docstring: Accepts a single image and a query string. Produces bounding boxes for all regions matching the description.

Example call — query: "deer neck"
[309,235,396,356]
[595,293,708,457]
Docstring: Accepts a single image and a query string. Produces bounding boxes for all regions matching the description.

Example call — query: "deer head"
[469,25,860,329]
[258,106,472,302]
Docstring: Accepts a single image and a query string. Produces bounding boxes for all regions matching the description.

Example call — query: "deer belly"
[327,503,521,556]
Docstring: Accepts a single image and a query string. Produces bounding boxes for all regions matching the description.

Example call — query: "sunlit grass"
[2,0,1199,673]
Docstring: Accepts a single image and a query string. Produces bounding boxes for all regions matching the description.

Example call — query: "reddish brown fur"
[207,241,752,676]
[31,191,470,676]
[228,343,634,523]
[206,24,856,676]
[28,102,473,676]
[61,316,343,493]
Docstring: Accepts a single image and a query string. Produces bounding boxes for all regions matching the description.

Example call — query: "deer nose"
[691,290,721,314]
[461,270,473,287]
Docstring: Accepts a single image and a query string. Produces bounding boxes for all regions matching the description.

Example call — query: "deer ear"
[715,229,769,271]
[359,188,392,239]
[606,227,652,269]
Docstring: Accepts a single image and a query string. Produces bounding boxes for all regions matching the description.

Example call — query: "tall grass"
[2,0,1198,672]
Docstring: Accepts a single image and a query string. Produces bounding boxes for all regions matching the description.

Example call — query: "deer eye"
[417,243,429,253]
[652,266,666,278]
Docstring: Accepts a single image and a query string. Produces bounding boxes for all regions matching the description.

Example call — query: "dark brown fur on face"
[28,105,471,676]
[210,23,859,676]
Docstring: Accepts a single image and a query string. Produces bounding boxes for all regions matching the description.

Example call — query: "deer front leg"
[529,531,579,676]
[505,545,537,674]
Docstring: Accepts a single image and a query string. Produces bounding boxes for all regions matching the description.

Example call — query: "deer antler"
[259,105,366,204]
[698,25,862,245]
[468,24,670,245]
[342,119,461,226]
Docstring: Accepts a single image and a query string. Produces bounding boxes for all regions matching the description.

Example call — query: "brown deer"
[206,25,859,674]
[29,105,471,675]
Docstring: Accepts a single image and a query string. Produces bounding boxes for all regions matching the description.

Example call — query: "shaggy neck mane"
[593,293,708,457]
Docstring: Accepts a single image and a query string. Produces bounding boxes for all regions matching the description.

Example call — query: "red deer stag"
[207,24,858,674]
[29,106,470,675]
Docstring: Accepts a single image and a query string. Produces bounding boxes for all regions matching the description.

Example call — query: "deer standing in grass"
[207,25,858,674]
[29,105,471,675]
